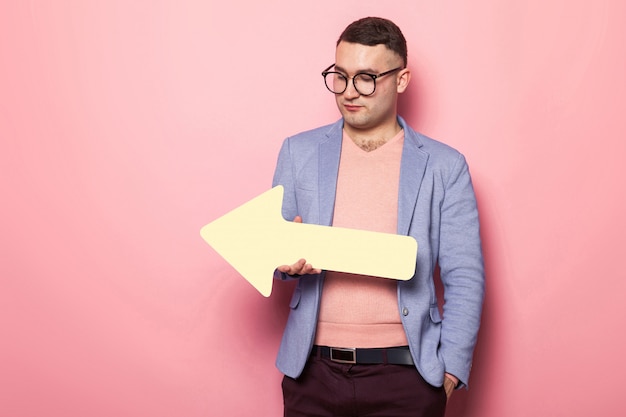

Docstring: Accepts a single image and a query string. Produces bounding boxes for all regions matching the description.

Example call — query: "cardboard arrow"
[200,185,417,297]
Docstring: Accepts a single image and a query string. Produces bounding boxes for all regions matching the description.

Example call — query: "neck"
[344,120,402,152]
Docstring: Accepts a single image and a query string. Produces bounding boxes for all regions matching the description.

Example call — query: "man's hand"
[443,373,459,401]
[276,216,322,276]
[276,258,321,276]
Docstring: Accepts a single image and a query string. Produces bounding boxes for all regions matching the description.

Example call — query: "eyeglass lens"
[325,73,377,96]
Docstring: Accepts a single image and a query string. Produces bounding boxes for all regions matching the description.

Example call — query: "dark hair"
[337,17,407,67]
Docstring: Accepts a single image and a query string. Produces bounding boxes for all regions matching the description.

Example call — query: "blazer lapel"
[397,119,429,236]
[318,120,343,226]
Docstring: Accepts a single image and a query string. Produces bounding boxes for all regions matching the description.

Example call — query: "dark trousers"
[282,355,447,417]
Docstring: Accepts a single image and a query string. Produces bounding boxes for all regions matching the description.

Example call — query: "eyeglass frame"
[321,63,404,96]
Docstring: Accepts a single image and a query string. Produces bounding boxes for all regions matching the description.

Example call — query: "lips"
[343,104,362,112]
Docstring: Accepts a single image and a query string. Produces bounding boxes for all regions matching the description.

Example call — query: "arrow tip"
[200,186,287,297]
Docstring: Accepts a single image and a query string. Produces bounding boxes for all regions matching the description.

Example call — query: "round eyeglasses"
[321,63,403,96]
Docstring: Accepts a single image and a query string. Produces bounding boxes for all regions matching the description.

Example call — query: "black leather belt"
[311,345,414,365]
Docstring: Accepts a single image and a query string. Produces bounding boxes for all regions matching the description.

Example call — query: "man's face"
[333,41,407,134]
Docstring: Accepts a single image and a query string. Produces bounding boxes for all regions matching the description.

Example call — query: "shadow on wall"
[398,61,498,415]
[445,181,500,417]
[397,64,427,130]
[445,295,496,417]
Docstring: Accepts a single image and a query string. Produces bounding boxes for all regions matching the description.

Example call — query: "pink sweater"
[314,129,409,348]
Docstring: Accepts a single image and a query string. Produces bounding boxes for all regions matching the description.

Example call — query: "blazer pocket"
[429,305,442,324]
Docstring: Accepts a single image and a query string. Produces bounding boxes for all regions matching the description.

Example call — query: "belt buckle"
[330,347,356,364]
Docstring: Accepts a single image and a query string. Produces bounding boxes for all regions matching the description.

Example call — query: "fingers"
[443,375,457,401]
[299,262,322,275]
[277,259,321,276]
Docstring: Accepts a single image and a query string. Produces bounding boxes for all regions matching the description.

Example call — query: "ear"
[396,68,411,93]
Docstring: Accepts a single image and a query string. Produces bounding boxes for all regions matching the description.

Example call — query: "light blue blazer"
[272,116,485,388]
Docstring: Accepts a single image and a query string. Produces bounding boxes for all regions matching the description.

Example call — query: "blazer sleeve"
[437,153,485,387]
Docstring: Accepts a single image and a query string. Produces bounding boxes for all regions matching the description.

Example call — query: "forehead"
[335,41,399,72]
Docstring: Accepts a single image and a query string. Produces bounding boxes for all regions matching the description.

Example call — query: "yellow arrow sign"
[200,185,417,297]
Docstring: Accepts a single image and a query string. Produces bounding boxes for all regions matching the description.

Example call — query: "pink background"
[2,1,625,416]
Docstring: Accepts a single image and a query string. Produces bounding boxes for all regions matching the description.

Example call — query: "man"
[272,17,484,417]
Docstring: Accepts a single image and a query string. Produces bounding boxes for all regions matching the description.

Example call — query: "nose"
[343,79,360,99]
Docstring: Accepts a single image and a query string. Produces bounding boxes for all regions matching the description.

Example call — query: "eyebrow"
[334,65,379,75]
